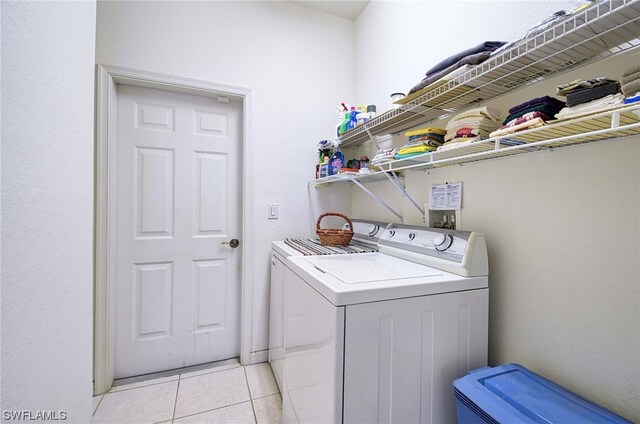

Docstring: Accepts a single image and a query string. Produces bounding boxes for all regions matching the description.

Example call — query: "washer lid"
[304,253,442,284]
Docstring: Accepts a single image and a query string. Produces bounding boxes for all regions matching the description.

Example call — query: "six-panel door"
[114,85,242,378]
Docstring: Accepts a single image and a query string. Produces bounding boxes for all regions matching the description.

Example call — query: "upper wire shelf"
[339,0,640,148]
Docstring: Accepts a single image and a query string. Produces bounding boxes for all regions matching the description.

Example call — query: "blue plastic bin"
[453,363,632,424]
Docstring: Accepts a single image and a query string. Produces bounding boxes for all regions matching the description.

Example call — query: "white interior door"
[114,84,242,378]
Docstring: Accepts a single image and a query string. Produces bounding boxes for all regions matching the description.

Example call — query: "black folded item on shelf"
[566,81,621,107]
[424,41,507,77]
[408,51,492,95]
[507,95,565,116]
[557,77,617,96]
[502,96,565,125]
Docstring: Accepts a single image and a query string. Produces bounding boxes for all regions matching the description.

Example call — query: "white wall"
[95,1,354,360]
[1,2,96,422]
[351,1,640,421]
[354,0,584,112]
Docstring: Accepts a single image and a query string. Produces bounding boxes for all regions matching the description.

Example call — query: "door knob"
[221,239,240,248]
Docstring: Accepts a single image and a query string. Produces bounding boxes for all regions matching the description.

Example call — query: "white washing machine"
[281,224,489,424]
[269,220,389,392]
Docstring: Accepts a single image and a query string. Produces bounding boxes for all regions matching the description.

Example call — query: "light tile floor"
[93,361,281,424]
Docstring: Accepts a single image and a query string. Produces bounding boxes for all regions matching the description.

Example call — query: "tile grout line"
[103,364,278,423]
[243,366,259,424]
[171,367,260,422]
[170,399,254,422]
[252,392,281,401]
[171,374,182,423]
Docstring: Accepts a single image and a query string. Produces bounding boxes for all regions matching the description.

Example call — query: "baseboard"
[250,350,268,364]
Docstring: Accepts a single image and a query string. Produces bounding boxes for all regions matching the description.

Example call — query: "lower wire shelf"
[310,171,417,223]
[310,171,398,186]
[372,103,640,173]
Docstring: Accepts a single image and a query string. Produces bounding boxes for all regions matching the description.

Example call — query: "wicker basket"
[316,212,354,246]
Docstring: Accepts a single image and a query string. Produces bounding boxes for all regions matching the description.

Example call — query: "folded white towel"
[554,94,624,120]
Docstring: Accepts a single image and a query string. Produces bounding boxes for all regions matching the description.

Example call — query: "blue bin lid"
[453,364,632,424]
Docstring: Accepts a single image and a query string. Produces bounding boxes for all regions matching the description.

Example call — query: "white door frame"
[94,65,254,395]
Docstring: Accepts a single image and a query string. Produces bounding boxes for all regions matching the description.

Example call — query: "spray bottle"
[328,139,345,176]
[339,102,352,135]
[335,104,348,137]
[317,140,332,178]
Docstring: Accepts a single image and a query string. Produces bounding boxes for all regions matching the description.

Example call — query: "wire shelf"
[370,103,640,173]
[340,0,640,148]
[310,171,396,186]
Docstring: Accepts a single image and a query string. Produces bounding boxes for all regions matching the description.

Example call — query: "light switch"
[268,203,278,220]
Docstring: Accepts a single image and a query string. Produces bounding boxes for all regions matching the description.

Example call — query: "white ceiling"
[291,1,371,20]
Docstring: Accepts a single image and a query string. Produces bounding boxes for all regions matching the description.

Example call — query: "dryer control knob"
[434,234,453,251]
[409,232,416,241]
[388,230,396,237]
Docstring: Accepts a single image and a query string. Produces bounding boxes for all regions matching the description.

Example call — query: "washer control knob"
[434,234,453,251]
[369,225,380,237]
[388,230,396,237]
[409,232,416,241]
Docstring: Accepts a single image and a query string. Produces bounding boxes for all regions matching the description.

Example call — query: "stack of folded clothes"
[557,77,620,106]
[371,148,397,167]
[490,96,564,137]
[439,106,501,151]
[622,65,640,104]
[394,127,446,159]
[554,77,624,120]
[404,127,446,147]
[408,41,507,95]
[555,94,624,120]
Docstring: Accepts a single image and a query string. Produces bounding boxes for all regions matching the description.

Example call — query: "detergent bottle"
[341,112,350,134]
[348,106,358,130]
[328,140,345,176]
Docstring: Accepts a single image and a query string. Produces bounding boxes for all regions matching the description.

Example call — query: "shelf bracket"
[348,175,404,223]
[611,111,620,128]
[365,126,382,150]
[382,172,426,222]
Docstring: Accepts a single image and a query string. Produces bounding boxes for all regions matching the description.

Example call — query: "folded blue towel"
[394,151,432,160]
[623,94,640,104]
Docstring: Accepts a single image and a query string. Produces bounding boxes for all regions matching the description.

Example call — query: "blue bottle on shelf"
[348,106,358,130]
[328,144,345,176]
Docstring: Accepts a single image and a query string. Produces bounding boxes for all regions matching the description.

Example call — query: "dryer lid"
[304,253,443,284]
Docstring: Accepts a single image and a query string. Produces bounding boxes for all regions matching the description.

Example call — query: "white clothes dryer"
[269,220,388,391]
[281,224,489,424]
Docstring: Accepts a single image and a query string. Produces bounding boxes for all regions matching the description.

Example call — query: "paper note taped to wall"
[430,181,462,210]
